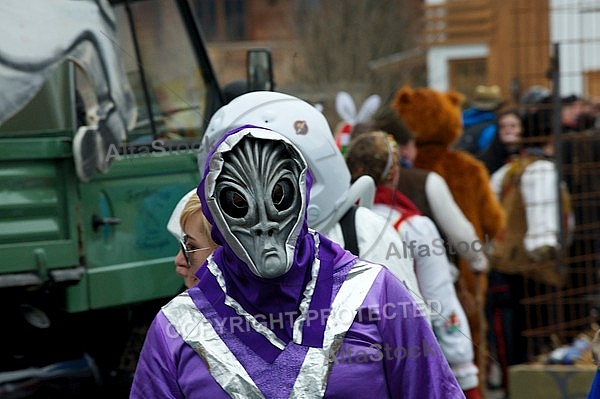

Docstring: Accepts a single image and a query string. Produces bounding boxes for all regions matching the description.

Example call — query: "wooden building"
[193,0,301,93]
[423,0,600,103]
[194,1,600,105]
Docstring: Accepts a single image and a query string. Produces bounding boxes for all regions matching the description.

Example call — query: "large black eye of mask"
[272,178,294,211]
[220,188,248,218]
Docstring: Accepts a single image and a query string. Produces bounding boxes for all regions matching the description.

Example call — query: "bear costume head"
[392,86,465,147]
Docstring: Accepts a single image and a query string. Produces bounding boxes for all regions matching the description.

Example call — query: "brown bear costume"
[393,86,506,392]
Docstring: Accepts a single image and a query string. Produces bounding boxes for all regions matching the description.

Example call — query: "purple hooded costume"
[130,126,463,398]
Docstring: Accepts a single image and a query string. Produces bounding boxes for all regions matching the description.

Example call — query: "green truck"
[0,0,272,395]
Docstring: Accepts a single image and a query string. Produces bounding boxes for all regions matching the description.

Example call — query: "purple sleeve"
[375,269,465,398]
[130,312,183,399]
[325,268,465,398]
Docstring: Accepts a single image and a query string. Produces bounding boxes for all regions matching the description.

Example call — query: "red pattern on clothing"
[374,185,422,226]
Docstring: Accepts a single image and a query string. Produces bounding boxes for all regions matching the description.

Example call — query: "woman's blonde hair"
[179,194,214,245]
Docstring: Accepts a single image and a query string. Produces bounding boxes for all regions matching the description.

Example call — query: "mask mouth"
[263,248,278,256]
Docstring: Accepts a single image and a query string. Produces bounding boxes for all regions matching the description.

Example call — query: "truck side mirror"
[247,49,274,92]
[73,109,122,182]
[73,125,99,183]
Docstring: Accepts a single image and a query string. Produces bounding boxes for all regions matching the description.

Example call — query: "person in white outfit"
[345,130,481,398]
[490,148,572,260]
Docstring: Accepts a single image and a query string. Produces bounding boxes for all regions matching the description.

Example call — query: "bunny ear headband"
[335,91,382,126]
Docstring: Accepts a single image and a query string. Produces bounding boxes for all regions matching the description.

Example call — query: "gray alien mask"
[205,128,308,279]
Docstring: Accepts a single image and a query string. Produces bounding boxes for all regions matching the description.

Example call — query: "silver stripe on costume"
[290,261,382,398]
[164,260,382,398]
[204,229,323,350]
[292,230,320,344]
[205,255,286,350]
[161,292,265,399]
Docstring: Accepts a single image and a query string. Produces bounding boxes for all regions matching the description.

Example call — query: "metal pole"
[551,42,566,345]
[551,43,564,261]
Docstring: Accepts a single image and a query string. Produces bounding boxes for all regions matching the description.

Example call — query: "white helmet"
[197,91,374,234]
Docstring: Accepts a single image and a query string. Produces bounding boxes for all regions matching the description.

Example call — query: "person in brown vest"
[352,107,489,275]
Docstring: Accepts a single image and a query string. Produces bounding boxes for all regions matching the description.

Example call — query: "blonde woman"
[169,190,217,288]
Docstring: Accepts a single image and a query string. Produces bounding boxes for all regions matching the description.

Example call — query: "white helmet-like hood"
[197,91,374,233]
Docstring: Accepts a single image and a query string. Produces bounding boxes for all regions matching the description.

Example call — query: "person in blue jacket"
[456,85,505,155]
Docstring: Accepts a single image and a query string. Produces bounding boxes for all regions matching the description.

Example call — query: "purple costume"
[131,127,463,398]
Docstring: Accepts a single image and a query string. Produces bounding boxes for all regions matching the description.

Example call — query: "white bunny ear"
[335,91,357,124]
[356,94,381,124]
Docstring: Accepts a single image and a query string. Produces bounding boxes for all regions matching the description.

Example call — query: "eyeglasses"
[179,237,212,266]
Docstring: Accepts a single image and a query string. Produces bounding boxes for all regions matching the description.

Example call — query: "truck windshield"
[113,0,209,145]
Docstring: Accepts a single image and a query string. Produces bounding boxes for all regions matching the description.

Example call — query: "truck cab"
[0,0,272,395]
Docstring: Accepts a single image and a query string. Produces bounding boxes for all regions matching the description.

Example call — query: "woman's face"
[175,212,215,288]
[498,113,523,148]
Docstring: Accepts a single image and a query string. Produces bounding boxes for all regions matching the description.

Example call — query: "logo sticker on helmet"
[294,120,308,135]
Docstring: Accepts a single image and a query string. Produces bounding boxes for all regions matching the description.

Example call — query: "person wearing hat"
[456,85,506,155]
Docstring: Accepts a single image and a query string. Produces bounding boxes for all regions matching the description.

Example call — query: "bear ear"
[446,90,465,106]
[395,86,413,104]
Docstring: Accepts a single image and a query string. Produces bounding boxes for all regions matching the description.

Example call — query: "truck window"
[113,0,210,146]
[0,63,75,134]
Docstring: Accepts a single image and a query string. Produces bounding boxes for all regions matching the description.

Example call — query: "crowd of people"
[128,85,600,398]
